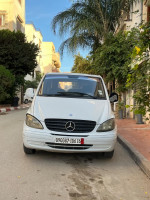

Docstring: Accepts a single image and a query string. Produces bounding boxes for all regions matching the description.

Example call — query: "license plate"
[55,138,83,144]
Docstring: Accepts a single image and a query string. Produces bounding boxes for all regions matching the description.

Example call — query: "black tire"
[23,144,35,154]
[24,99,28,104]
[104,150,114,158]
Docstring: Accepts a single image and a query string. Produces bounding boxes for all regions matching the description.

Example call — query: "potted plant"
[136,113,144,124]
[133,107,144,124]
[117,100,125,119]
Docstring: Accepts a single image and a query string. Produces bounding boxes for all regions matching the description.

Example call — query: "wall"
[124,1,143,31]
[123,2,150,122]
[41,42,61,74]
[41,42,54,74]
[0,0,25,32]
[25,24,43,80]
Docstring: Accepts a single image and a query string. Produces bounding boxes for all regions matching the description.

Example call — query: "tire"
[24,99,28,104]
[23,144,35,154]
[104,150,114,159]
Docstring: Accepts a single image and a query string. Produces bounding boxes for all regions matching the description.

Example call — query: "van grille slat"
[45,118,96,133]
[46,142,93,150]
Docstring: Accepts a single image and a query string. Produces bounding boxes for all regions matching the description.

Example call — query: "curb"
[117,134,150,179]
[0,105,29,113]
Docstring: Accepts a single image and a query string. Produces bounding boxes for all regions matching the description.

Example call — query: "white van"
[23,73,117,158]
[24,88,36,104]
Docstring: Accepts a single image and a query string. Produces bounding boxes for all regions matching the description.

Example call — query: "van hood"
[32,96,113,124]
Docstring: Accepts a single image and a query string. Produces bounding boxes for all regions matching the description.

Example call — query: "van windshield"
[38,75,106,99]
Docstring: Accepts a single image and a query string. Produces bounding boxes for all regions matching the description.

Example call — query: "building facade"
[25,24,61,79]
[118,1,150,123]
[124,0,149,30]
[25,23,43,81]
[41,42,61,74]
[0,0,25,32]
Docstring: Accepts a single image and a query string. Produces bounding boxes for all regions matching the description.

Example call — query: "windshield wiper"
[57,92,97,99]
[42,94,61,97]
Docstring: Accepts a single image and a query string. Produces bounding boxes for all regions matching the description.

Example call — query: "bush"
[24,80,38,92]
[24,72,42,92]
[0,65,15,103]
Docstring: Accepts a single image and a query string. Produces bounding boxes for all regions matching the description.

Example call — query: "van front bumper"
[23,124,117,153]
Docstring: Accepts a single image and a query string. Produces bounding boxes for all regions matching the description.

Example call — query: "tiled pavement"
[116,119,150,178]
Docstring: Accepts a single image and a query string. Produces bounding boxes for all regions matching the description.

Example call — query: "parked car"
[24,88,36,104]
[23,73,117,158]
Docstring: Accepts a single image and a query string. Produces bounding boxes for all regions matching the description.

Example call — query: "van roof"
[45,73,102,79]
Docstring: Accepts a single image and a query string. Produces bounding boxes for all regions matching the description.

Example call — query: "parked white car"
[24,88,36,104]
[23,73,117,158]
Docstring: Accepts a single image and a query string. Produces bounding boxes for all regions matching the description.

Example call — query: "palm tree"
[52,0,138,55]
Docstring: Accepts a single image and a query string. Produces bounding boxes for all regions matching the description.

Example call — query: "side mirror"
[109,92,118,103]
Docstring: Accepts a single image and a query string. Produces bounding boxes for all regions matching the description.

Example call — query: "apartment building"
[41,42,61,74]
[25,23,43,81]
[25,25,61,77]
[0,0,25,32]
[119,1,150,122]
[124,0,149,30]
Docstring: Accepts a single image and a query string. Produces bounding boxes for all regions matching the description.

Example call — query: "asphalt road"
[0,110,150,200]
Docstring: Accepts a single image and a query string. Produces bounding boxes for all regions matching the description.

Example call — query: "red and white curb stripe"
[0,106,30,113]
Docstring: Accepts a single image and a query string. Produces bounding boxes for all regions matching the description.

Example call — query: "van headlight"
[97,119,115,132]
[26,114,44,129]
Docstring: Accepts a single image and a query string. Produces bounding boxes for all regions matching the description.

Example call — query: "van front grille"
[46,142,93,150]
[45,119,96,133]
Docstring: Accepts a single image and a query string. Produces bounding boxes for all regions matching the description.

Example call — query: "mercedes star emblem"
[65,121,75,132]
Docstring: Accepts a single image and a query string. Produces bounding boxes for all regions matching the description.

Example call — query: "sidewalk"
[116,119,150,178]
[0,104,30,113]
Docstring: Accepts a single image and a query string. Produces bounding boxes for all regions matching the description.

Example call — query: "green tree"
[0,30,39,88]
[93,30,139,93]
[71,53,97,74]
[126,22,150,117]
[52,0,137,55]
[35,71,43,83]
[0,65,15,103]
[24,72,43,92]
[71,31,138,93]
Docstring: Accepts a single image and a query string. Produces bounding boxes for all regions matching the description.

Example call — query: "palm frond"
[52,0,140,55]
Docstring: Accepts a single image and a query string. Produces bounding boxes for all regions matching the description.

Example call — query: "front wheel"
[104,150,114,159]
[23,144,35,154]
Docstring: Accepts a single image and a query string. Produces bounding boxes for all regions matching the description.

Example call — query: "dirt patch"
[0,112,7,115]
[67,155,120,200]
[67,156,98,200]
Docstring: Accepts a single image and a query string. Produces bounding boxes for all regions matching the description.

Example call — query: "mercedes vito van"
[23,73,117,158]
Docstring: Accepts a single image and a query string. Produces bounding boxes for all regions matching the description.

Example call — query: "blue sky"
[26,0,89,72]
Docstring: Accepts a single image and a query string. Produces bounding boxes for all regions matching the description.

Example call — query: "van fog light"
[97,119,115,132]
[26,114,44,129]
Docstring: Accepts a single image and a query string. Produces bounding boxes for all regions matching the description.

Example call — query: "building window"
[0,14,5,27]
[16,16,23,31]
[125,3,133,21]
[17,19,22,31]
